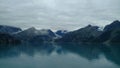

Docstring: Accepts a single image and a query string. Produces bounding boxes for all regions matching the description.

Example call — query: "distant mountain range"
[0,20,120,44]
[56,20,120,44]
[55,25,102,43]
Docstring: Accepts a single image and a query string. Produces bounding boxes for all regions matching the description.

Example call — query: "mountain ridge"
[0,20,120,44]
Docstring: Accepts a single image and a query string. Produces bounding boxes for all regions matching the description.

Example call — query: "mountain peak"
[113,20,119,23]
[85,24,99,28]
[27,27,36,31]
[80,25,99,31]
[110,20,120,25]
[23,27,37,33]
[87,24,92,27]
[104,20,120,31]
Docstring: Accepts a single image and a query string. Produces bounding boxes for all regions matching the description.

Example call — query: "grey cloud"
[0,0,120,31]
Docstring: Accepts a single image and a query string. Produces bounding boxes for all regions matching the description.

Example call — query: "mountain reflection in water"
[0,43,120,68]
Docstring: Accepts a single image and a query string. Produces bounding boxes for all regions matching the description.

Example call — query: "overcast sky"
[0,0,120,31]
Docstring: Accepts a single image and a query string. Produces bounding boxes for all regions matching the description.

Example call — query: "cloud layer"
[0,0,120,31]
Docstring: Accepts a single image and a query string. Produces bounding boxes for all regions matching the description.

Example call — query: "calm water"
[0,43,120,68]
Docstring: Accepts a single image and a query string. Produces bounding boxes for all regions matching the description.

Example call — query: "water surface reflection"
[0,43,120,68]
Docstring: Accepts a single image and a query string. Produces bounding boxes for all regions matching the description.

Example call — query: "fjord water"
[0,43,120,68]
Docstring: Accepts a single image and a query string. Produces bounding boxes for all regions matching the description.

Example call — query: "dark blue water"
[0,43,120,68]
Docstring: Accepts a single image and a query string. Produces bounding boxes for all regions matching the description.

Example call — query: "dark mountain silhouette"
[0,25,21,44]
[104,20,120,31]
[14,27,56,42]
[0,20,120,44]
[56,30,68,37]
[0,25,22,34]
[0,33,21,44]
[93,20,120,43]
[56,20,120,43]
[55,25,102,43]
